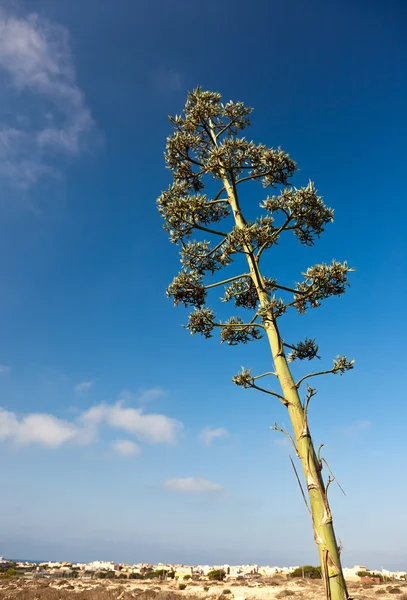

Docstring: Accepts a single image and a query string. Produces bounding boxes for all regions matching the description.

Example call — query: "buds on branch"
[157,182,230,243]
[180,240,232,274]
[167,270,206,307]
[287,338,319,362]
[206,138,296,185]
[185,307,216,338]
[232,367,255,388]
[222,276,277,309]
[223,216,278,254]
[294,260,354,314]
[219,317,263,345]
[257,297,287,320]
[332,356,355,375]
[261,182,334,246]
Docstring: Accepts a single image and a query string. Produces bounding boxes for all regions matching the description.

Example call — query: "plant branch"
[252,371,278,381]
[271,423,299,456]
[214,322,265,331]
[249,381,288,406]
[214,186,227,201]
[204,273,250,290]
[296,368,342,389]
[321,458,346,496]
[178,150,204,168]
[256,216,294,261]
[304,385,318,414]
[215,116,240,139]
[174,211,229,238]
[289,455,311,514]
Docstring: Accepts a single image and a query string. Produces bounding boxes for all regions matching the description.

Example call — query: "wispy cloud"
[0,388,183,451]
[112,439,141,457]
[338,419,372,437]
[0,8,96,190]
[138,387,166,404]
[163,477,223,494]
[74,380,94,394]
[199,426,229,447]
[0,364,11,375]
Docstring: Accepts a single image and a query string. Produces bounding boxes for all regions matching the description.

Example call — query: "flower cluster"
[294,261,354,314]
[185,307,216,338]
[222,277,277,309]
[157,182,230,243]
[180,240,232,274]
[262,182,334,246]
[287,338,319,362]
[219,317,263,345]
[166,271,206,307]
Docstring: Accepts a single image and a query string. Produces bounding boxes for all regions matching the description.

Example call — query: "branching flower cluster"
[332,356,355,375]
[158,86,354,372]
[180,240,232,274]
[222,276,277,309]
[166,270,206,307]
[287,338,320,362]
[157,182,230,243]
[223,216,278,254]
[257,297,287,320]
[219,317,263,345]
[206,139,296,185]
[294,261,354,314]
[185,307,216,338]
[262,182,334,246]
[231,367,255,388]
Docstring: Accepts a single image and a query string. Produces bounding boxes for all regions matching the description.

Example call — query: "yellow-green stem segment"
[219,165,349,600]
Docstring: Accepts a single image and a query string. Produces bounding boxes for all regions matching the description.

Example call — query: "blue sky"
[0,0,406,570]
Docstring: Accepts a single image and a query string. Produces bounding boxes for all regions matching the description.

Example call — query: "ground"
[1,576,406,600]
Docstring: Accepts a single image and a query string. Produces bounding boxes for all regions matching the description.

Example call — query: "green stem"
[210,122,349,600]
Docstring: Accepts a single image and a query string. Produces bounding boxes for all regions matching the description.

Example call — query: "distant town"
[1,557,406,583]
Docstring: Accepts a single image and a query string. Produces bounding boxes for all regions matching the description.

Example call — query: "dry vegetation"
[0,578,406,600]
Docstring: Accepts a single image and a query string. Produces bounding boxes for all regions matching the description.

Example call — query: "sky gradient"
[0,0,406,570]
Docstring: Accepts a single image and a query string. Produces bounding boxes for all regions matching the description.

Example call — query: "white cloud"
[0,364,11,375]
[0,408,78,448]
[0,8,95,190]
[199,426,229,447]
[112,439,141,457]
[74,380,94,394]
[0,388,182,451]
[163,477,223,494]
[339,420,372,437]
[81,401,182,444]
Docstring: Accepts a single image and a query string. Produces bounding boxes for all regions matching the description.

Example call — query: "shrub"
[222,590,232,595]
[183,575,192,580]
[203,587,209,592]
[375,590,386,595]
[358,571,384,582]
[290,566,321,579]
[178,583,187,590]
[208,570,226,582]
[388,588,402,595]
[0,569,18,579]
